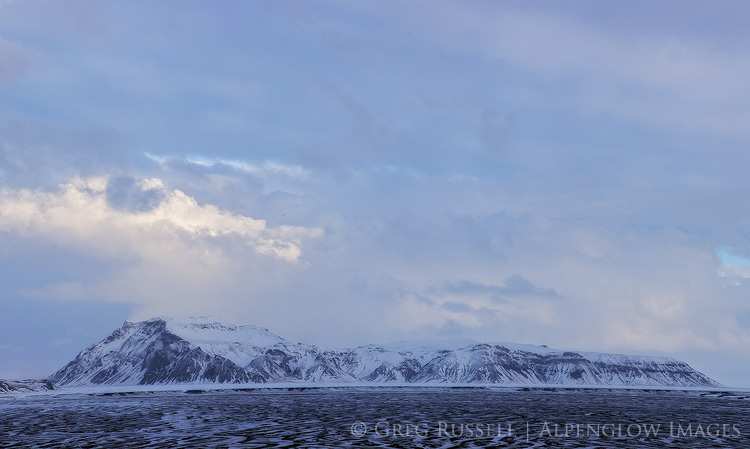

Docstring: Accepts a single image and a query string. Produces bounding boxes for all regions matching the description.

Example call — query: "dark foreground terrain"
[1,387,748,448]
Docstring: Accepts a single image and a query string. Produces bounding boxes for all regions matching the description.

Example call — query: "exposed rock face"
[51,319,261,386]
[0,379,55,393]
[50,317,721,388]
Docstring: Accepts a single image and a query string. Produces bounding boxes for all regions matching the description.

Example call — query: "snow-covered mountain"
[50,317,721,388]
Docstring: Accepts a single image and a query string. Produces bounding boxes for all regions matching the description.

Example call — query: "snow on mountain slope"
[0,379,55,393]
[50,318,263,386]
[164,316,288,367]
[165,316,286,348]
[49,317,722,388]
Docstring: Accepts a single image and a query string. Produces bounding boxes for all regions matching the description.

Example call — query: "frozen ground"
[1,387,748,448]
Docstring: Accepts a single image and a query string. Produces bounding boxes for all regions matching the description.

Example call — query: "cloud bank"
[2,1,750,386]
[0,177,322,316]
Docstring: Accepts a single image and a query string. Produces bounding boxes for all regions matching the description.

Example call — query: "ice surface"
[1,387,748,448]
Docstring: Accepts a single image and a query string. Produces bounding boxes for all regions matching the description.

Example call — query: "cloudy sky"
[2,1,750,387]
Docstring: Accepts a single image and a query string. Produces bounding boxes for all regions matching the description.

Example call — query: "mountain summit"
[50,317,720,387]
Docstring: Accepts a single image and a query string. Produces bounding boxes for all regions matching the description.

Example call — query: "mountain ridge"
[49,317,721,388]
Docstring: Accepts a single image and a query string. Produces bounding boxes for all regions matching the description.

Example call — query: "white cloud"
[145,154,311,180]
[362,213,740,354]
[2,1,750,386]
[0,176,322,262]
[0,176,323,315]
[719,264,750,279]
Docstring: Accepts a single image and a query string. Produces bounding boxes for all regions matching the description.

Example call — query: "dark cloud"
[105,176,166,213]
[0,118,129,189]
[442,275,559,299]
[441,301,473,313]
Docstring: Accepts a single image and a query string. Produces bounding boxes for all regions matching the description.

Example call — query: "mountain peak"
[170,319,285,348]
[50,317,722,388]
[128,315,235,327]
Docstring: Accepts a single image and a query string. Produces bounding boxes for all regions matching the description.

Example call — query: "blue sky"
[2,0,750,387]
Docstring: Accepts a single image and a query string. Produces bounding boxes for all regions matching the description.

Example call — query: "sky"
[1,1,750,387]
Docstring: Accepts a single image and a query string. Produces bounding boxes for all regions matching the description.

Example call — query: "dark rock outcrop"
[49,317,721,388]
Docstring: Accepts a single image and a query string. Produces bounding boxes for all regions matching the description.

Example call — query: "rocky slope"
[0,379,55,393]
[49,317,721,388]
